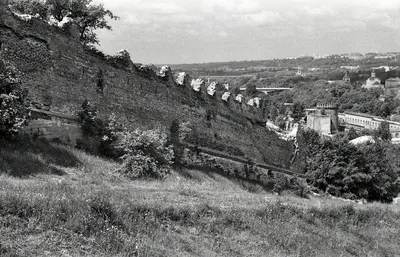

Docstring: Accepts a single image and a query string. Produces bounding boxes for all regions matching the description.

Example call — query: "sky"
[94,0,400,64]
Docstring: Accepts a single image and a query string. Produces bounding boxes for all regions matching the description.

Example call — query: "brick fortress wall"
[20,109,82,145]
[0,2,305,172]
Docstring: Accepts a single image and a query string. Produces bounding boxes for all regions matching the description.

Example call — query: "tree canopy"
[11,0,119,45]
[303,130,400,202]
[375,121,392,141]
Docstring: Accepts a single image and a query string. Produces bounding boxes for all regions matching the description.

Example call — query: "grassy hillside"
[0,139,399,256]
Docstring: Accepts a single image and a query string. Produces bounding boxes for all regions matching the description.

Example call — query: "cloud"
[124,13,201,25]
[215,10,282,27]
[330,20,368,31]
[218,31,229,37]
[303,6,336,17]
[97,0,400,31]
[203,0,262,14]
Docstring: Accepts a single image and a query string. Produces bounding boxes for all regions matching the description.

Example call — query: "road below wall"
[186,143,306,178]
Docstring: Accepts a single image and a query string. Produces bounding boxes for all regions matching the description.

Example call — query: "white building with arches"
[339,112,400,143]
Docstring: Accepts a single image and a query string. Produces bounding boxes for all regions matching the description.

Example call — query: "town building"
[313,53,329,59]
[344,53,366,60]
[338,112,400,143]
[307,105,400,143]
[362,71,383,90]
[296,67,305,77]
[385,78,400,88]
[375,54,397,59]
[371,66,391,72]
[385,78,400,98]
[340,65,360,71]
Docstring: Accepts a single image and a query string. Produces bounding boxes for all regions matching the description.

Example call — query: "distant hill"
[166,54,400,77]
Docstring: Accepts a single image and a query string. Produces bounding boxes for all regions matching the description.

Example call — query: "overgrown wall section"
[0,2,305,173]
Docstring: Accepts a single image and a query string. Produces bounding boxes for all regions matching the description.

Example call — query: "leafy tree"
[274,115,286,130]
[379,102,392,118]
[78,100,102,136]
[360,142,400,202]
[99,113,120,158]
[77,101,120,158]
[0,60,29,137]
[268,104,279,121]
[375,121,392,141]
[68,0,119,45]
[245,83,258,97]
[168,119,192,165]
[46,0,69,21]
[11,0,119,45]
[304,133,399,202]
[292,101,304,121]
[347,127,358,140]
[169,119,186,165]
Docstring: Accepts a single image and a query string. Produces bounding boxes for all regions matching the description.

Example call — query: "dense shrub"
[118,127,174,179]
[0,60,29,138]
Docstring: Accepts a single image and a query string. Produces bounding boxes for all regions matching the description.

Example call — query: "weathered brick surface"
[20,110,82,145]
[0,2,305,172]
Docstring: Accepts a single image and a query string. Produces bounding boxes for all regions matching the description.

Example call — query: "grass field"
[0,139,399,256]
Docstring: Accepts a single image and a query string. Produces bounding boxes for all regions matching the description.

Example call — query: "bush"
[118,127,174,179]
[0,60,29,137]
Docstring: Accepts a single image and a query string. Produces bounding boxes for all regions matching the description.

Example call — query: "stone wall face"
[0,3,305,173]
[20,110,83,145]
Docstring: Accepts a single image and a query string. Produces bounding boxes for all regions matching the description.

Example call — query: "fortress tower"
[316,103,339,133]
[306,103,339,135]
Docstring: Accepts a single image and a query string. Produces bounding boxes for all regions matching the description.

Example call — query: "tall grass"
[0,139,399,256]
[0,137,81,177]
